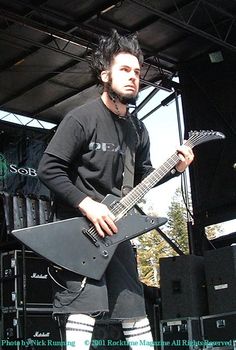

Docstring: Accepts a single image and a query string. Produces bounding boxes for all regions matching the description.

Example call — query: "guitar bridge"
[102,236,113,247]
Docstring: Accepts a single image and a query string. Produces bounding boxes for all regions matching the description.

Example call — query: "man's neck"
[101,92,127,117]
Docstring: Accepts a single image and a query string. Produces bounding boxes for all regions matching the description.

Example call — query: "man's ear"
[101,70,109,83]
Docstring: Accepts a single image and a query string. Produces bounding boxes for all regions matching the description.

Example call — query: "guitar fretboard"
[112,152,180,220]
[111,131,224,220]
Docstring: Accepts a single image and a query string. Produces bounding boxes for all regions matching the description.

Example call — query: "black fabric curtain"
[0,120,54,197]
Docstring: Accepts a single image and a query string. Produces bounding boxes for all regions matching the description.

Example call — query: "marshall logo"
[33,331,50,338]
[31,273,48,279]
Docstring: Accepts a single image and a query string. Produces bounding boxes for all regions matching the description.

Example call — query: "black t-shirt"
[38,98,154,218]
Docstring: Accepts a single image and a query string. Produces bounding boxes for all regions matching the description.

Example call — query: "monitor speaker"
[160,255,208,319]
[204,245,236,314]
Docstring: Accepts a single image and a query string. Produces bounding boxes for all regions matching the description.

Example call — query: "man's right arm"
[37,152,87,207]
[37,153,117,237]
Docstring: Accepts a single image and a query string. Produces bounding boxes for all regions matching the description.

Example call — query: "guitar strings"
[110,132,209,218]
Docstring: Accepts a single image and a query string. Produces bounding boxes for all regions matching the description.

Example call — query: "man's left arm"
[175,144,194,173]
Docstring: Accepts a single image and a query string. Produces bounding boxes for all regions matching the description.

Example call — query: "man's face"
[108,52,141,100]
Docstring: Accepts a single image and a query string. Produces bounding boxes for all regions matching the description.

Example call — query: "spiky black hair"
[90,29,143,85]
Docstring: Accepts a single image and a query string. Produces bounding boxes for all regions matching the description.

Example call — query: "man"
[38,30,194,350]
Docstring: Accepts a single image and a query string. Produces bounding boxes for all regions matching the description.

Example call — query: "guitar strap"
[121,117,137,197]
[122,145,135,197]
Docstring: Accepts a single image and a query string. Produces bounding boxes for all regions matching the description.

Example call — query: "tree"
[137,189,190,286]
[136,203,172,286]
[205,224,223,240]
[165,188,190,255]
[136,228,171,286]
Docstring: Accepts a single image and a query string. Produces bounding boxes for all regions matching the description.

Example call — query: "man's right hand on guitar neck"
[78,197,118,238]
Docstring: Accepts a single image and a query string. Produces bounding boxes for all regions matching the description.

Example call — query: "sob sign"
[9,164,37,177]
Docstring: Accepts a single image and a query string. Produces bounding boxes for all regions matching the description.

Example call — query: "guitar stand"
[135,205,184,256]
[21,244,27,346]
[154,226,184,256]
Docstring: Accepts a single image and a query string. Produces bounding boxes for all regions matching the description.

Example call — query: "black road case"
[160,317,203,350]
[201,311,236,349]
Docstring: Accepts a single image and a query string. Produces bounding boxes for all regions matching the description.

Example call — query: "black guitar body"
[12,194,167,280]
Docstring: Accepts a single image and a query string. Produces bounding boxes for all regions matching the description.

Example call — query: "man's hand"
[175,144,194,173]
[78,197,118,238]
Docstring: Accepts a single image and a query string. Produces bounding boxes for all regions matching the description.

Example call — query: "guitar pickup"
[82,229,100,247]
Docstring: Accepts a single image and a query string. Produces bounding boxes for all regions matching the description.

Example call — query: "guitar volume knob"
[102,250,109,258]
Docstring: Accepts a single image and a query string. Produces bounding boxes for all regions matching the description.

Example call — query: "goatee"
[119,94,138,106]
[108,87,138,106]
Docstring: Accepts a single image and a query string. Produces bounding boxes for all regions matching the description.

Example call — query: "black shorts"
[52,241,146,320]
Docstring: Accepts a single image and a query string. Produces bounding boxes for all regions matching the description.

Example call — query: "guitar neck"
[112,151,180,220]
[111,130,225,221]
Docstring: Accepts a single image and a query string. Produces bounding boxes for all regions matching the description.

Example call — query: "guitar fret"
[117,154,179,217]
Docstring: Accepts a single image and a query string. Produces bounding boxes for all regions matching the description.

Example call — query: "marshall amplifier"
[1,250,53,309]
[160,318,202,350]
[1,309,62,350]
[204,246,236,314]
[201,311,236,347]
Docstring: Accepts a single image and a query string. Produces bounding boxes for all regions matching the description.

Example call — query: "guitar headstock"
[186,130,225,148]
[188,130,225,139]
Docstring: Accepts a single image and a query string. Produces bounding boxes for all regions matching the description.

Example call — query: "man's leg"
[122,317,154,350]
[66,314,95,350]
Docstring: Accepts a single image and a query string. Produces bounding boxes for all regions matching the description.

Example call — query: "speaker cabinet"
[1,250,53,309]
[1,310,61,350]
[204,246,236,314]
[160,255,208,319]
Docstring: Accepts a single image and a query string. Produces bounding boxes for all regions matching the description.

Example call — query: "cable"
[48,266,87,307]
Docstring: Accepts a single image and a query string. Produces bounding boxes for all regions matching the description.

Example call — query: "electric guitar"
[12,130,225,280]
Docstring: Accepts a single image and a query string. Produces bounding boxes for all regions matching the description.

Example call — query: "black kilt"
[52,240,146,320]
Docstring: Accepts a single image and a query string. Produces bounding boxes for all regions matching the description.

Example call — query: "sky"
[137,86,188,216]
[137,86,236,237]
